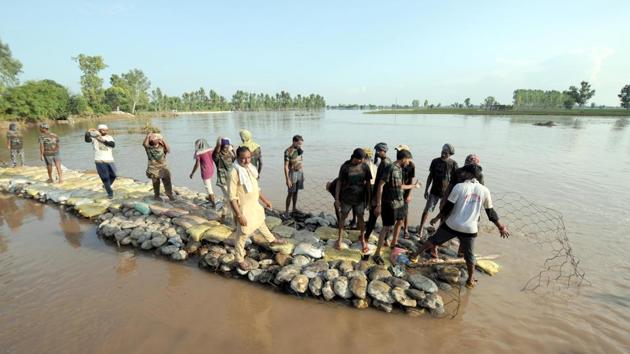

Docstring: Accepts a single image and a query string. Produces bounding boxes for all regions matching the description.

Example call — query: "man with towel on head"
[229,146,286,270]
[85,124,117,198]
[239,129,263,176]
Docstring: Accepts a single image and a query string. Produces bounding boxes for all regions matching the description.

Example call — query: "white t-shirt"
[445,179,492,234]
[92,135,115,162]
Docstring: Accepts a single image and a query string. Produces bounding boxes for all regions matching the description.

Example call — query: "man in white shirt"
[411,164,509,288]
[85,124,117,199]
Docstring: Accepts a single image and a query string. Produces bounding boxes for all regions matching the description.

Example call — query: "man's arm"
[259,190,272,209]
[162,139,170,154]
[334,165,343,208]
[227,170,246,226]
[189,159,199,179]
[142,134,151,148]
[284,159,291,187]
[99,136,115,148]
[257,148,263,175]
[84,131,92,143]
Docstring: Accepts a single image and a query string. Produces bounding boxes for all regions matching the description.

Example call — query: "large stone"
[259,259,274,269]
[275,265,301,283]
[324,269,340,281]
[405,289,426,301]
[406,307,426,317]
[322,280,335,301]
[372,299,393,313]
[151,235,167,248]
[305,216,330,227]
[171,250,188,261]
[292,243,324,259]
[265,216,282,230]
[140,240,153,250]
[333,276,352,299]
[387,277,411,289]
[309,276,324,296]
[346,270,367,280]
[369,267,391,281]
[407,273,438,293]
[290,274,309,293]
[248,269,264,282]
[275,253,292,266]
[315,226,345,241]
[115,230,129,242]
[367,280,394,304]
[164,227,178,238]
[337,260,354,275]
[120,236,132,246]
[323,247,362,263]
[185,241,201,254]
[292,229,320,245]
[272,225,296,239]
[353,298,369,309]
[269,242,295,255]
[219,253,235,265]
[419,293,444,310]
[437,266,461,284]
[292,255,311,267]
[391,287,417,307]
[302,260,329,278]
[160,245,179,255]
[350,277,368,299]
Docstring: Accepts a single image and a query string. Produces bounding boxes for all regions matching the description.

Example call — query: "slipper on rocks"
[465,279,478,289]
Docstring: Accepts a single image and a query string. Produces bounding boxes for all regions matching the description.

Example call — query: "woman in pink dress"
[189,138,216,207]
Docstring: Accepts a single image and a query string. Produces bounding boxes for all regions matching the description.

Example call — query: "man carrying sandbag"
[85,124,116,199]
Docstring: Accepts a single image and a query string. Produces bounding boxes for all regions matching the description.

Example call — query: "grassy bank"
[366,108,630,117]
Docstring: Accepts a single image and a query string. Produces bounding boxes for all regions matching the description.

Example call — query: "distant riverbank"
[365,108,630,117]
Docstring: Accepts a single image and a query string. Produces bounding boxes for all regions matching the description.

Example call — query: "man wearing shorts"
[38,123,63,183]
[411,164,510,288]
[419,143,458,240]
[334,148,372,252]
[372,148,419,265]
[284,134,304,216]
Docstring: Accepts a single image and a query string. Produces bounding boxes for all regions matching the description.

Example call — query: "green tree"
[103,86,128,111]
[423,99,428,108]
[68,94,89,115]
[564,81,595,107]
[1,80,70,120]
[73,54,107,113]
[464,97,471,107]
[483,96,497,110]
[411,99,419,108]
[618,85,630,109]
[0,38,23,91]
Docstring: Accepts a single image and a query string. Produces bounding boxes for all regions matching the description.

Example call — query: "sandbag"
[134,202,151,215]
[77,203,109,218]
[269,242,295,255]
[315,226,346,241]
[164,208,189,218]
[149,203,170,215]
[202,224,234,243]
[476,260,500,275]
[293,243,324,259]
[186,222,220,242]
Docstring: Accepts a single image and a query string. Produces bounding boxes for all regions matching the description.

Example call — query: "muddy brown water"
[1,111,629,353]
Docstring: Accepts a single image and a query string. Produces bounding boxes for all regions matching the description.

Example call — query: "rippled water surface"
[1,111,629,353]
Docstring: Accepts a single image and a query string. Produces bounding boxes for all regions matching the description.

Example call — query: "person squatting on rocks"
[284,134,304,216]
[143,132,174,201]
[213,137,236,203]
[228,146,286,270]
[364,142,392,243]
[411,164,510,288]
[372,148,420,265]
[38,123,63,183]
[334,148,372,252]
[239,129,262,176]
[419,143,459,256]
[189,138,216,207]
[84,124,117,199]
[6,123,24,167]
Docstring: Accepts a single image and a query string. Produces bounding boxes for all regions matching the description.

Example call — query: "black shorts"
[382,204,405,227]
[428,224,477,265]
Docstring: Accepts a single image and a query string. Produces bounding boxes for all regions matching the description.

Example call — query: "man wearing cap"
[363,142,392,244]
[284,134,304,216]
[411,164,510,288]
[38,123,63,183]
[85,124,116,198]
[334,148,373,251]
[419,143,459,244]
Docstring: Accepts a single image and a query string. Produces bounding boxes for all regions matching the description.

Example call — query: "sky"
[1,0,629,106]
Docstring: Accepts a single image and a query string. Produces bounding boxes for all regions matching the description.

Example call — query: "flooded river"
[1,111,629,353]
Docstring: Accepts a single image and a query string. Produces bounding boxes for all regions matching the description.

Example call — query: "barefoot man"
[411,164,510,288]
[230,146,286,270]
[38,123,62,183]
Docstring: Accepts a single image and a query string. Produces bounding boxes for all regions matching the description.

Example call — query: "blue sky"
[2,0,629,105]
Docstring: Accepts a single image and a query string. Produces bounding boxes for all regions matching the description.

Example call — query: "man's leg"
[258,224,277,243]
[374,225,391,258]
[108,163,117,185]
[18,150,24,167]
[54,158,63,183]
[162,170,174,200]
[10,150,17,167]
[459,236,477,287]
[291,190,299,212]
[152,178,161,199]
[285,192,292,214]
[95,163,112,197]
[392,219,403,247]
[234,231,250,264]
[357,210,367,252]
[45,158,53,182]
[336,205,350,250]
[418,203,430,238]
[364,206,377,241]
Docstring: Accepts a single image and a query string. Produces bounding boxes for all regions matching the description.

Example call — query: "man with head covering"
[411,164,510,288]
[239,129,262,176]
[229,146,287,270]
[6,123,24,167]
[38,123,63,183]
[418,143,459,244]
[284,134,304,216]
[363,142,392,246]
[189,138,216,207]
[334,148,373,252]
[143,131,174,201]
[213,136,236,204]
[85,124,117,198]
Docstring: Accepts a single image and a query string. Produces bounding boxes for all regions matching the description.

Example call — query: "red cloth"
[196,150,215,180]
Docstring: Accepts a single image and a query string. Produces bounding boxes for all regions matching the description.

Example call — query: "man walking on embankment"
[6,123,24,167]
[38,123,63,183]
[85,124,117,199]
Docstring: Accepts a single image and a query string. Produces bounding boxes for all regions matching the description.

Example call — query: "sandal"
[465,279,478,289]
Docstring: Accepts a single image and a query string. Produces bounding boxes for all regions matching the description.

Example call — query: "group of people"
[329,143,510,288]
[5,122,509,287]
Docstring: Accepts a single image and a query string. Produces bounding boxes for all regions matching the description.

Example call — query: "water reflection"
[58,208,83,248]
[0,195,24,231]
[116,251,137,277]
[613,118,628,130]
